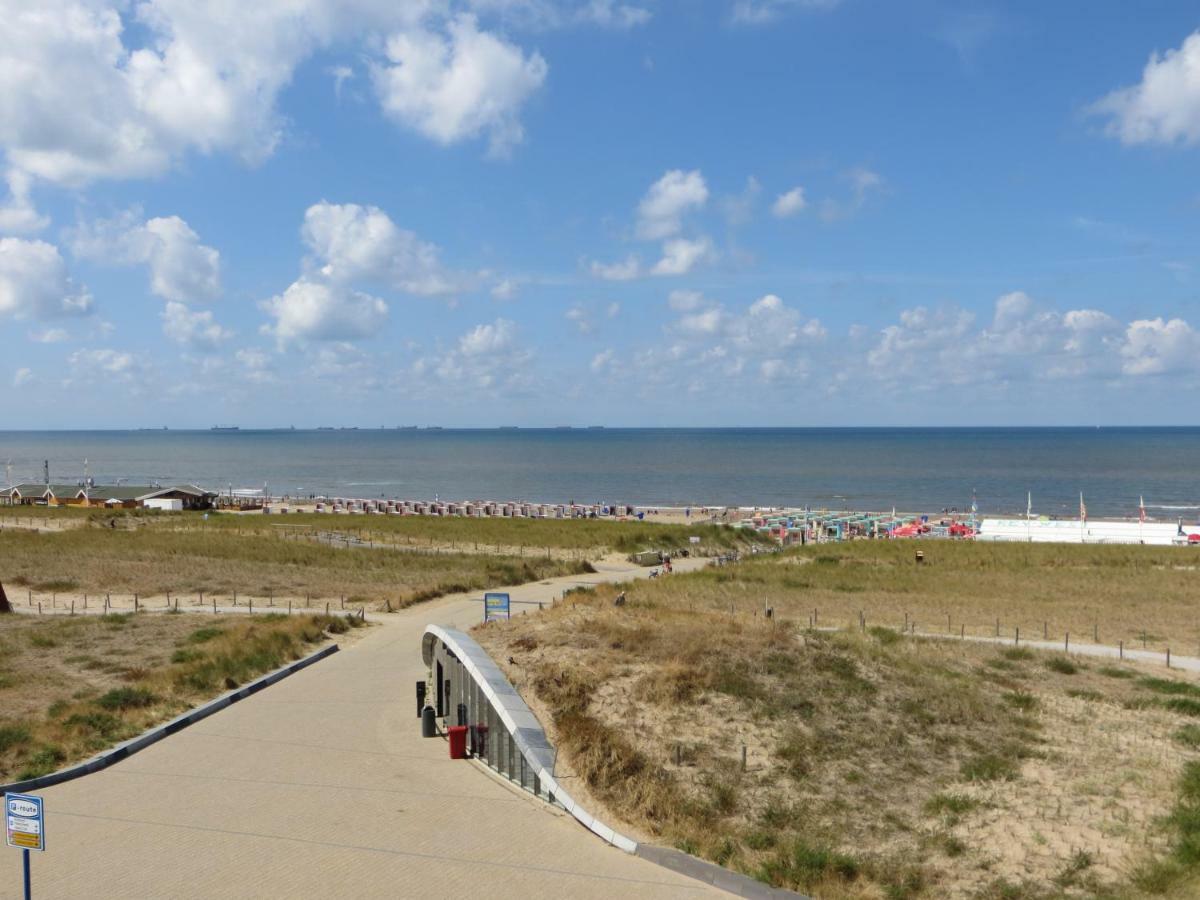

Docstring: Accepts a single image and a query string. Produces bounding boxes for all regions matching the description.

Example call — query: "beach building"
[4,483,215,510]
[977,517,1200,546]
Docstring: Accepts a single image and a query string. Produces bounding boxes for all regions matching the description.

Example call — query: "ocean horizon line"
[2,424,1199,434]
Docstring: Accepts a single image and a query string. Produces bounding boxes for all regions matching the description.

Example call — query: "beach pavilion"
[4,483,216,510]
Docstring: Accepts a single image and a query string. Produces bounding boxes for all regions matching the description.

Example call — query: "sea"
[1,428,1198,520]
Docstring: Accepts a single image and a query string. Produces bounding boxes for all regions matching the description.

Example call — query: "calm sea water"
[1,428,1197,518]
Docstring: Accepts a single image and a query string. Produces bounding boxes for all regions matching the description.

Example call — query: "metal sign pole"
[6,791,44,899]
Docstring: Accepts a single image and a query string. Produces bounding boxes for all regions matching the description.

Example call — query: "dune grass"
[478,544,1200,899]
[0,611,361,782]
[0,526,595,608]
[2,504,765,555]
[657,540,1200,653]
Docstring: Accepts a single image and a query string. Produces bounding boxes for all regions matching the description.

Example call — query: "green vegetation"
[1003,690,1038,712]
[0,612,359,781]
[0,725,31,753]
[96,687,158,710]
[1133,762,1200,896]
[924,793,979,818]
[0,526,597,608]
[478,543,1200,899]
[2,504,766,554]
[1139,678,1200,698]
[483,591,1039,897]
[1044,656,1080,675]
[194,510,764,554]
[960,750,1021,782]
[1174,726,1200,750]
[1163,698,1200,718]
[1001,647,1036,661]
[757,840,861,893]
[661,540,1200,654]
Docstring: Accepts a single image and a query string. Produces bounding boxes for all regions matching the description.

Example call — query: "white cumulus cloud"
[651,236,713,276]
[636,169,709,240]
[1121,318,1200,375]
[301,201,464,296]
[70,210,220,304]
[772,186,807,218]
[1093,31,1200,146]
[371,14,548,156]
[459,317,516,356]
[0,238,93,320]
[731,0,842,25]
[29,328,68,343]
[161,300,233,349]
[590,255,642,281]
[12,367,33,387]
[0,0,340,185]
[262,278,388,345]
[590,348,615,372]
[0,1,564,190]
[491,278,518,300]
[67,347,140,382]
[0,171,48,233]
[865,292,1200,385]
[566,305,594,333]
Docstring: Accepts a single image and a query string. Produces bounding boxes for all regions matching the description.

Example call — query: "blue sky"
[2,0,1199,427]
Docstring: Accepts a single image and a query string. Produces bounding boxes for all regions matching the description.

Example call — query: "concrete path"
[2,560,721,899]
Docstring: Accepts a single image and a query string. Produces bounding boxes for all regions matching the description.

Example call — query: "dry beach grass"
[0,508,761,610]
[477,542,1200,899]
[724,541,1200,654]
[0,524,596,610]
[0,611,365,783]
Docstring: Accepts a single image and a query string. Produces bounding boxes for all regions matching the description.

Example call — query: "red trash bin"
[448,725,469,759]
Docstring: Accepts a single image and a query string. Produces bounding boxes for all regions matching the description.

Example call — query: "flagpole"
[1027,491,1032,543]
[1080,491,1085,544]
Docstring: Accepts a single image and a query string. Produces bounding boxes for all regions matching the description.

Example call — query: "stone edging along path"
[0,643,339,795]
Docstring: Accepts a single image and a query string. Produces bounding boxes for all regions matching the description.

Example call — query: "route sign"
[5,793,44,852]
[483,592,511,622]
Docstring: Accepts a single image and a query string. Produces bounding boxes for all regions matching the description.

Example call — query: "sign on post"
[5,793,44,852]
[483,592,511,622]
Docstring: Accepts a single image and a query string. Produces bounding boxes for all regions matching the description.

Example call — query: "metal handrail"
[421,624,637,853]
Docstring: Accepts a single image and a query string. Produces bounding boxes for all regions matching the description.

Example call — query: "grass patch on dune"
[717,540,1200,654]
[0,612,359,782]
[1133,762,1200,895]
[1045,656,1081,675]
[480,586,1038,896]
[0,526,598,608]
[199,511,767,555]
[477,544,1200,899]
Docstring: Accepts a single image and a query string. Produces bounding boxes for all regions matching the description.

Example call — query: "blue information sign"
[5,792,44,852]
[483,592,511,622]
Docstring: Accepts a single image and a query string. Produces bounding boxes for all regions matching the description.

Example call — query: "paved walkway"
[2,560,721,899]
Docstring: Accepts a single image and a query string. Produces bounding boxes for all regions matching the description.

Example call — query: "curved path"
[2,559,722,899]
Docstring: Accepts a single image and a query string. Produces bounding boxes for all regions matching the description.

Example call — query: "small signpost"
[483,592,511,622]
[6,791,44,899]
